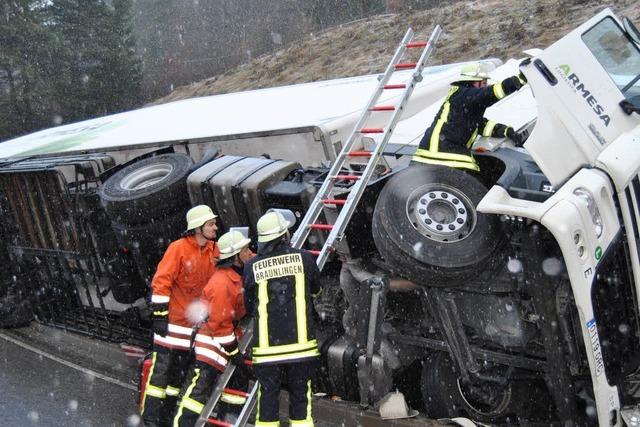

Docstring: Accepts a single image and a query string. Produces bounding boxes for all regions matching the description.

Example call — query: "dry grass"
[151,0,640,105]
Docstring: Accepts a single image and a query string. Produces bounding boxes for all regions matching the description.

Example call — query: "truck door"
[523,8,640,186]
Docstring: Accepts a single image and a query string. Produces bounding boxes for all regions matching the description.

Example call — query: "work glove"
[228,351,245,366]
[517,58,530,85]
[223,339,245,365]
[505,127,525,147]
[151,302,169,337]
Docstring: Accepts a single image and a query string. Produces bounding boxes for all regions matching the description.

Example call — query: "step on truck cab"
[0,7,638,426]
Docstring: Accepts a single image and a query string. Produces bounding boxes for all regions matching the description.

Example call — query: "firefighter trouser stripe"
[141,353,159,413]
[165,385,180,397]
[146,384,167,399]
[173,368,203,425]
[290,380,314,426]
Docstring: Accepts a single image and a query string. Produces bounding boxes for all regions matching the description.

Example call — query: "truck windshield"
[582,16,640,108]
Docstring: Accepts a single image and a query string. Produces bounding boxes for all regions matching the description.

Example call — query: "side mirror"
[623,16,640,46]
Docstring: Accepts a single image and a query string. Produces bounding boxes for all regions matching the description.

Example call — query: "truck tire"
[421,352,516,422]
[100,154,193,225]
[111,209,185,289]
[372,164,504,285]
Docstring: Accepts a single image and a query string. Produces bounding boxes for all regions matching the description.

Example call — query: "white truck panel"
[0,64,466,160]
[524,8,640,187]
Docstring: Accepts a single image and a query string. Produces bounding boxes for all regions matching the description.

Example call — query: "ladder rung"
[406,41,428,48]
[359,128,384,133]
[308,250,321,256]
[323,199,347,205]
[383,84,406,89]
[348,151,372,157]
[309,224,334,230]
[395,62,416,70]
[331,175,360,180]
[370,105,395,111]
[223,387,249,397]
[208,418,232,427]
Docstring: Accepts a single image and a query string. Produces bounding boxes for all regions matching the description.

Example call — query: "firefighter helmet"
[458,62,490,82]
[218,230,251,260]
[257,210,293,243]
[186,205,217,231]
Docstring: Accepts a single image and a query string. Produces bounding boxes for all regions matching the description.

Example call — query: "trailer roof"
[0,63,464,160]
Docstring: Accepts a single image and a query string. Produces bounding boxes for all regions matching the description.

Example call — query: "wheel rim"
[406,184,476,243]
[119,163,174,190]
[456,378,512,416]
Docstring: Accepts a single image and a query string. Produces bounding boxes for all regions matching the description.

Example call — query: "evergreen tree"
[0,0,57,140]
[0,0,142,141]
[48,0,142,122]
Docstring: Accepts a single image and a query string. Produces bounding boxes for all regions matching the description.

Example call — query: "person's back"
[244,241,320,361]
[243,210,321,427]
[413,61,527,172]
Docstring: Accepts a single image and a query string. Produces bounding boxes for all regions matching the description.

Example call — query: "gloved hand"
[505,127,525,147]
[151,302,169,337]
[518,58,530,84]
[228,351,245,366]
[223,338,245,365]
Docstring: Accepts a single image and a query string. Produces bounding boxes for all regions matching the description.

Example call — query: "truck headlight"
[573,188,603,238]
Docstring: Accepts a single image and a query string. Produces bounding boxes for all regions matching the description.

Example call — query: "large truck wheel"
[421,352,515,422]
[100,153,193,225]
[111,209,186,290]
[372,164,504,285]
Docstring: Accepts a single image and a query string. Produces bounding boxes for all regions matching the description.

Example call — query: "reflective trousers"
[173,361,248,427]
[254,360,316,427]
[141,347,192,427]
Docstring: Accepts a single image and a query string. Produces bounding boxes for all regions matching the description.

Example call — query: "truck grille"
[621,174,640,284]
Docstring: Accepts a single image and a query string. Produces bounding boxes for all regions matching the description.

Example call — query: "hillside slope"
[152,0,639,104]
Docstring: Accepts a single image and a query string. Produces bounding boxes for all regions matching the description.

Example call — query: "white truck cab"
[480,9,640,425]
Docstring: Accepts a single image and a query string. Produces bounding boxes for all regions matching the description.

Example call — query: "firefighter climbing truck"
[0,8,639,426]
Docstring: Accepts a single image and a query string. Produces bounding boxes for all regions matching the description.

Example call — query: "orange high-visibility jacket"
[151,235,219,329]
[195,267,246,370]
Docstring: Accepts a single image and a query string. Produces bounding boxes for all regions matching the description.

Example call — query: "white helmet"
[186,205,217,231]
[458,62,490,82]
[257,209,294,243]
[217,230,251,260]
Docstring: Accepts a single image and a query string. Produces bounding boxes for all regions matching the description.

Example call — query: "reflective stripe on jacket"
[196,266,248,370]
[412,75,524,171]
[151,235,219,332]
[243,244,321,365]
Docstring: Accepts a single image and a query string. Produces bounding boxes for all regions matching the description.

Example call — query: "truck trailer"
[0,8,639,426]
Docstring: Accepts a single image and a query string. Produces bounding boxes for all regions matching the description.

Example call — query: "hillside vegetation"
[152,0,640,104]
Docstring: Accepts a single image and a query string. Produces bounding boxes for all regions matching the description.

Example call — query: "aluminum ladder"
[194,321,257,427]
[195,24,442,427]
[290,24,442,269]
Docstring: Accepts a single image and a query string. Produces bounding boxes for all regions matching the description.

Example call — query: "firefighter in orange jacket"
[173,230,254,426]
[141,205,219,427]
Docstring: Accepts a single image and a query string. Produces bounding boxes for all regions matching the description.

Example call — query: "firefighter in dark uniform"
[243,210,322,427]
[412,61,528,171]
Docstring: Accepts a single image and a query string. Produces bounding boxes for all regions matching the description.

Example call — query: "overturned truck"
[1,8,640,426]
